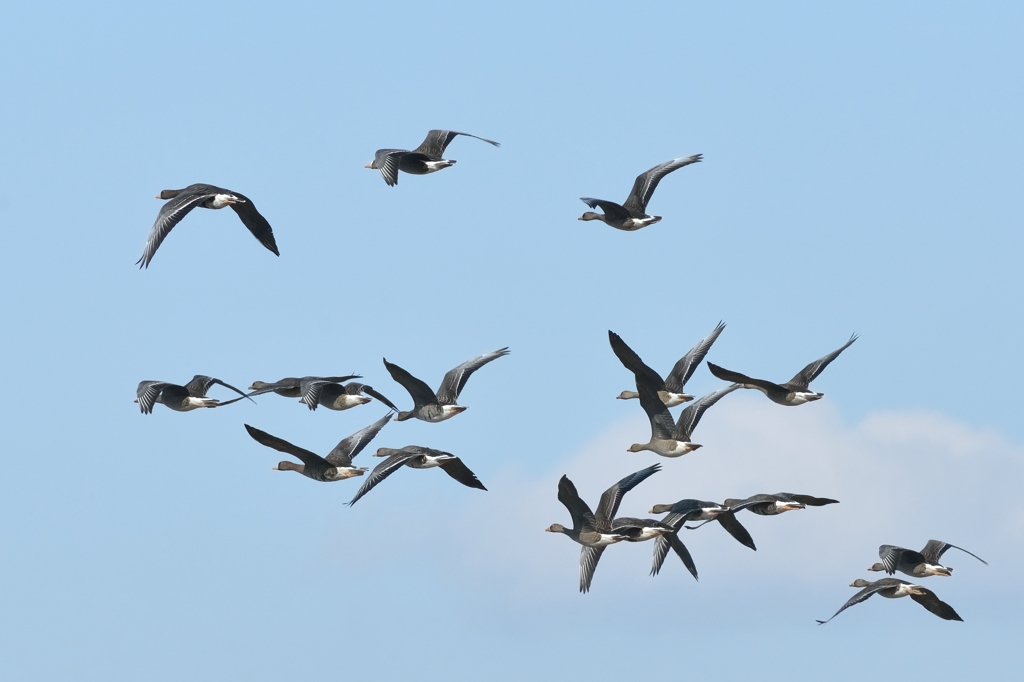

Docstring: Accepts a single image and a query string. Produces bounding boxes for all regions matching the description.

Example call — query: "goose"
[247,375,361,399]
[366,130,500,186]
[384,348,510,422]
[244,413,392,482]
[817,578,963,624]
[298,380,399,413]
[629,380,738,457]
[348,445,486,506]
[868,540,988,578]
[135,375,251,414]
[649,499,755,577]
[578,154,702,231]
[707,334,857,406]
[613,323,726,406]
[545,464,661,593]
[137,184,279,268]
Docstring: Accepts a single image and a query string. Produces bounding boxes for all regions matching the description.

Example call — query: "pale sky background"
[2,1,1023,679]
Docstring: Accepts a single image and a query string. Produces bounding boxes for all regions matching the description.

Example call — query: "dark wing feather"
[707,362,787,394]
[372,149,406,186]
[637,380,677,441]
[673,384,738,441]
[715,512,756,550]
[435,348,510,405]
[137,189,215,268]
[910,589,964,621]
[326,413,393,466]
[879,546,917,575]
[784,334,858,391]
[921,540,988,567]
[664,321,726,393]
[594,464,661,524]
[244,424,327,468]
[360,385,399,412]
[580,197,631,222]
[229,192,279,256]
[348,452,416,506]
[185,375,252,402]
[608,331,666,391]
[384,359,438,409]
[580,546,605,594]
[816,582,891,625]
[438,457,487,490]
[411,130,500,158]
[299,379,333,411]
[622,154,703,214]
[136,381,170,414]
[557,475,596,531]
[788,494,839,507]
[668,533,698,580]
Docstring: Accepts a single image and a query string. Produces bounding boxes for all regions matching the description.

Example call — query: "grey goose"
[578,154,702,231]
[137,184,279,268]
[707,334,857,406]
[384,348,510,422]
[682,493,839,550]
[366,130,500,187]
[247,375,362,399]
[648,498,755,578]
[545,464,662,593]
[613,322,726,406]
[244,413,392,482]
[135,375,251,414]
[347,445,487,506]
[868,540,988,578]
[817,578,963,624]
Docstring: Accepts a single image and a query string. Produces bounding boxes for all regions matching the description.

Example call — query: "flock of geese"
[134,131,986,623]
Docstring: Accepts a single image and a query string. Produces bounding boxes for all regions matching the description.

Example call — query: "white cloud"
[331,394,1024,605]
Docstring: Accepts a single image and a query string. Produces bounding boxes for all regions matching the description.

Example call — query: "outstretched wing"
[707,362,786,394]
[784,334,858,391]
[920,540,988,567]
[664,321,726,393]
[371,149,407,186]
[438,457,488,490]
[136,381,170,414]
[411,130,500,158]
[816,582,891,625]
[715,511,756,551]
[594,463,661,524]
[878,545,919,575]
[608,330,666,391]
[637,380,676,441]
[345,383,400,412]
[910,588,964,621]
[384,359,438,409]
[229,192,280,256]
[787,494,839,507]
[674,384,738,441]
[557,475,596,531]
[435,348,510,405]
[244,424,327,468]
[348,452,417,506]
[185,375,252,402]
[326,413,393,466]
[622,154,702,214]
[580,546,605,594]
[137,189,216,268]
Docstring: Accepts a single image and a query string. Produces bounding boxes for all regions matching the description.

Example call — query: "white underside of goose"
[422,160,455,173]
[326,395,371,410]
[182,397,219,410]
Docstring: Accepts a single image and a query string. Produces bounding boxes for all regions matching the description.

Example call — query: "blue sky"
[2,1,1023,679]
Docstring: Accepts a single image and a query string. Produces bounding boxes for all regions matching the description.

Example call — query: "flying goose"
[578,154,702,231]
[707,334,857,406]
[137,184,280,268]
[347,445,486,506]
[244,413,392,482]
[247,375,362,399]
[366,130,500,186]
[545,464,661,593]
[298,380,399,413]
[384,348,510,422]
[630,380,738,457]
[816,578,963,624]
[135,375,251,414]
[648,498,755,577]
[868,540,988,578]
[613,323,726,406]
